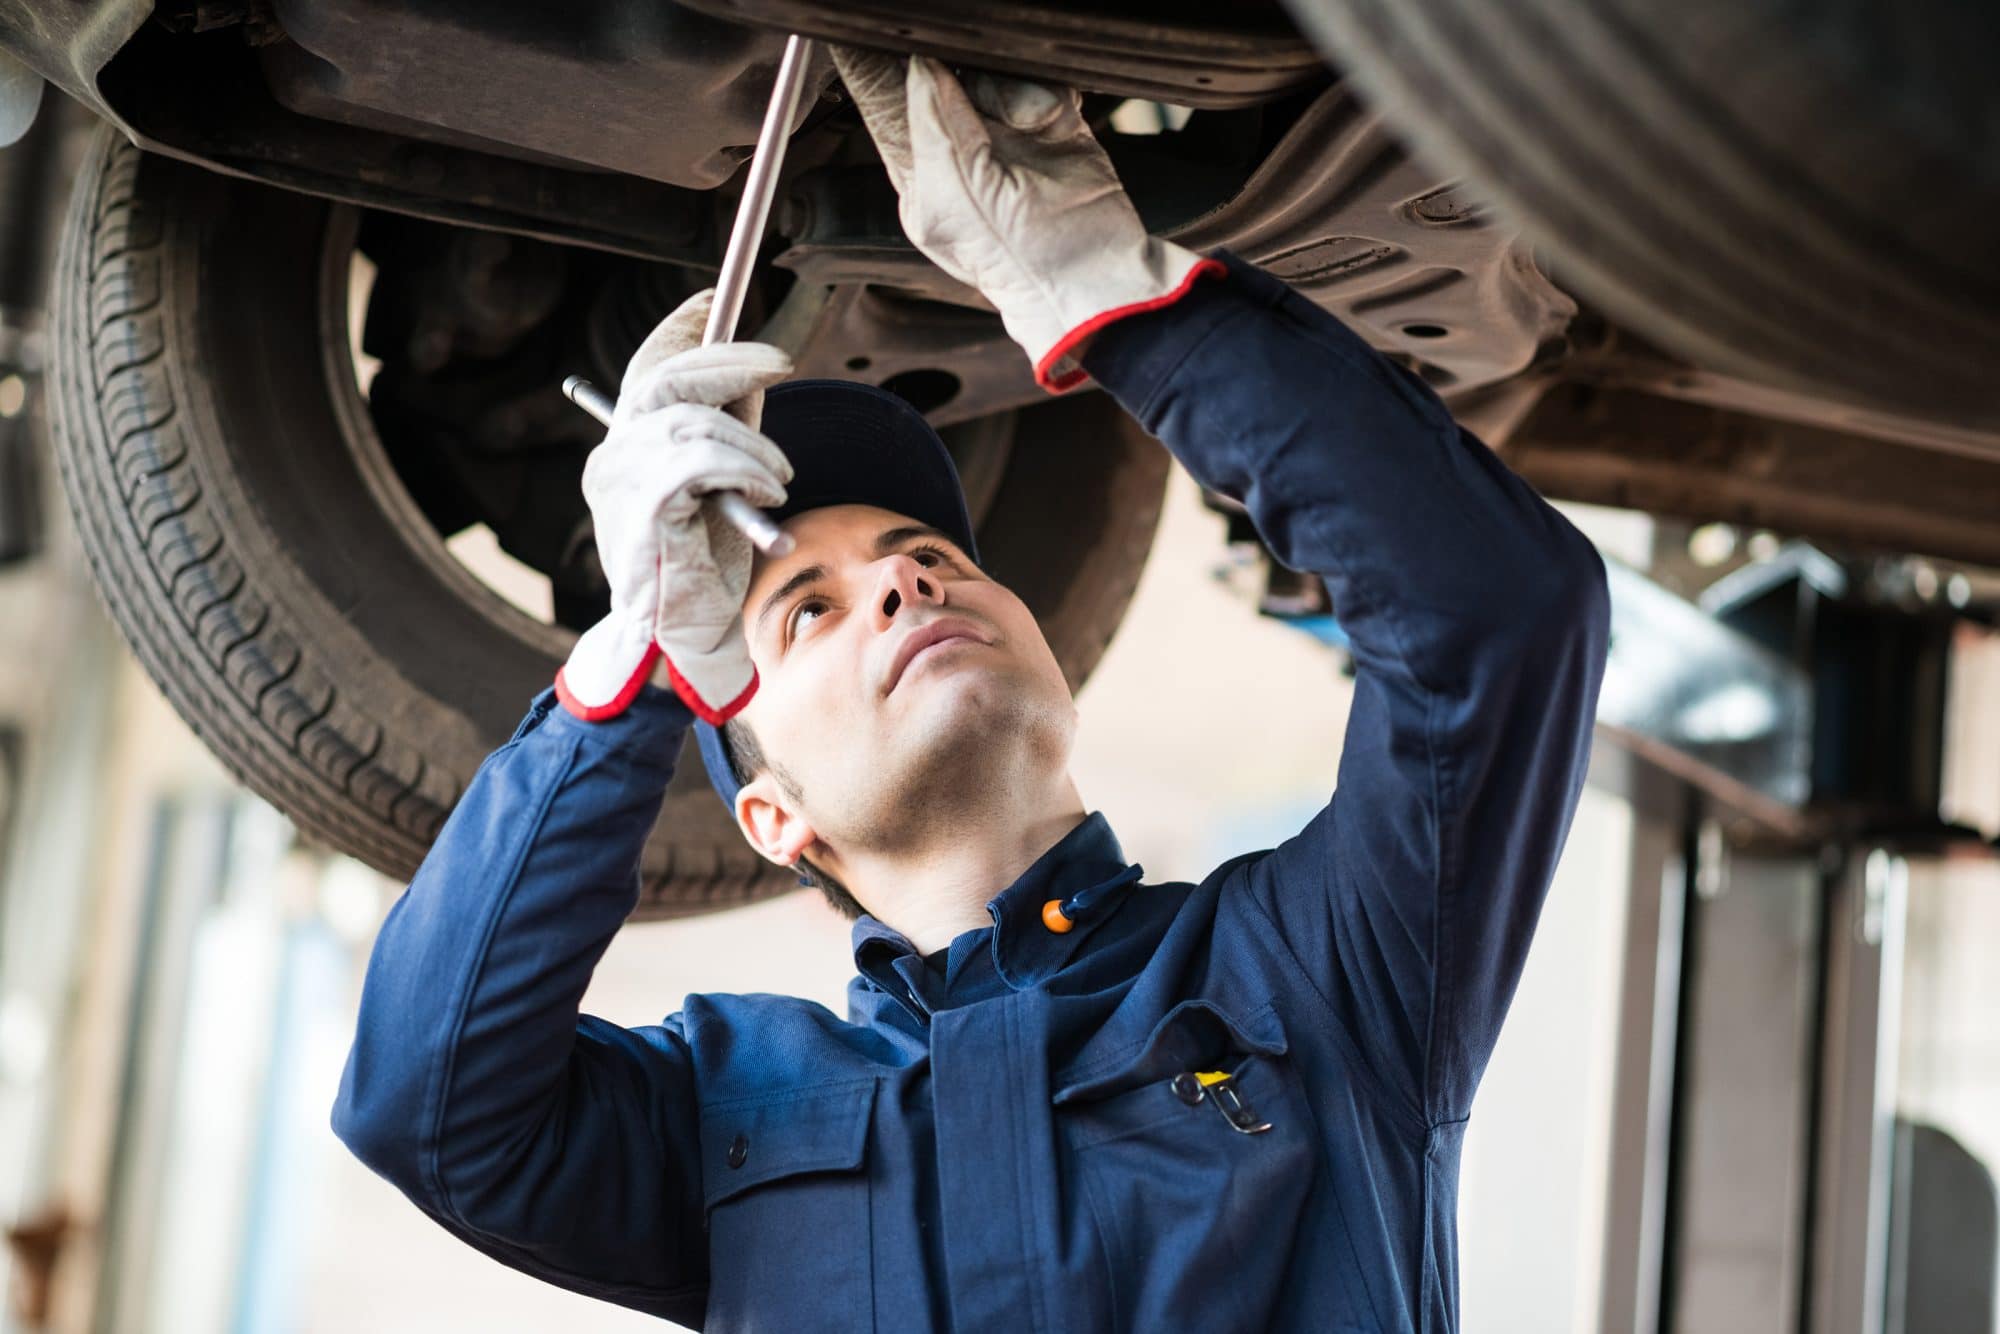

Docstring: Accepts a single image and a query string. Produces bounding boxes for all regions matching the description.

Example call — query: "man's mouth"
[885,618,992,694]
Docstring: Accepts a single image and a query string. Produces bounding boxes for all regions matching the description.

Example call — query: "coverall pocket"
[1052,1002,1315,1334]
[698,1080,877,1333]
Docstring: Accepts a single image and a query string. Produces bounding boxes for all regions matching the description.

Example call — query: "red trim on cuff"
[1033,256,1228,393]
[663,655,758,727]
[554,642,662,722]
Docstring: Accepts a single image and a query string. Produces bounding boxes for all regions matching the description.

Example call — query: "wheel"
[47,124,1169,916]
[1281,0,2000,429]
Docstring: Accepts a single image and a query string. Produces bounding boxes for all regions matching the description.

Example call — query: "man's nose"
[871,555,942,628]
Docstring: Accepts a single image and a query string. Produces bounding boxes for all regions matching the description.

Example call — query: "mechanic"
[332,49,1610,1333]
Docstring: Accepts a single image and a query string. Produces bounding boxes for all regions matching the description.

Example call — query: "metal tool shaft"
[561,32,817,559]
[707,34,818,347]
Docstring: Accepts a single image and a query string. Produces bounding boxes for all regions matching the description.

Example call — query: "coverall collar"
[850,811,1143,1018]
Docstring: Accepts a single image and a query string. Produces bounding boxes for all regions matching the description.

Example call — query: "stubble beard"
[825,672,1075,858]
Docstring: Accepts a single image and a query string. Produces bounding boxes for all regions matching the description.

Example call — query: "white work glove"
[555,289,794,724]
[831,48,1220,391]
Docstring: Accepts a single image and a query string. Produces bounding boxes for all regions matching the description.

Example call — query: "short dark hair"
[720,717,867,920]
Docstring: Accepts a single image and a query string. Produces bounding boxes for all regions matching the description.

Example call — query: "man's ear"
[734,773,818,868]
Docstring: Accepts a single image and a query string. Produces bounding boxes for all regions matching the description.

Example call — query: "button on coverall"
[332,250,1612,1332]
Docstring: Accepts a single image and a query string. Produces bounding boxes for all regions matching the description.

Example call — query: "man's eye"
[911,545,949,569]
[787,598,828,642]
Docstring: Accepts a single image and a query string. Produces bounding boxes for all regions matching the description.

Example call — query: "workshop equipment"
[563,32,819,558]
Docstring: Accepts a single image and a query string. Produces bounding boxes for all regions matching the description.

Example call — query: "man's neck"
[836,784,1089,954]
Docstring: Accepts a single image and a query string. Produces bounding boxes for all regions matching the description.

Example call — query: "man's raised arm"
[331,687,709,1323]
[332,287,797,1322]
[1081,251,1611,1126]
[823,49,1608,1126]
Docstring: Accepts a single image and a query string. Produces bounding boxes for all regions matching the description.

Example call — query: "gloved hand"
[555,289,794,724]
[831,48,1222,391]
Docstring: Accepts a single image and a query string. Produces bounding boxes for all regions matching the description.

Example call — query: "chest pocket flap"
[1052,998,1289,1105]
[699,1079,877,1211]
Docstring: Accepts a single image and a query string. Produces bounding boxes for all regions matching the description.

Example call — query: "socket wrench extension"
[563,33,820,558]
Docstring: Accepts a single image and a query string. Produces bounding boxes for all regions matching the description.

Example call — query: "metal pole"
[706,34,818,347]
[561,33,819,559]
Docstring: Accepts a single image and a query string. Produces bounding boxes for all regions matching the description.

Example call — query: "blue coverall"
[332,251,1611,1332]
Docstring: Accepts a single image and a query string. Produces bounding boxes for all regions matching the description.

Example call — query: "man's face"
[733,503,1077,859]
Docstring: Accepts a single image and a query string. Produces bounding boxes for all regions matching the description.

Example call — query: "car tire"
[1282,0,2000,428]
[48,125,1169,915]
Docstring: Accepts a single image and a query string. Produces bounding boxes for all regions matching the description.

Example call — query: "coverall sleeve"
[1079,250,1610,1125]
[330,683,709,1324]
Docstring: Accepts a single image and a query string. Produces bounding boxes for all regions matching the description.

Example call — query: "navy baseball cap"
[692,378,979,812]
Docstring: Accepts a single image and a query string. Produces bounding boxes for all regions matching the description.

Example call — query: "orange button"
[1041,899,1074,933]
